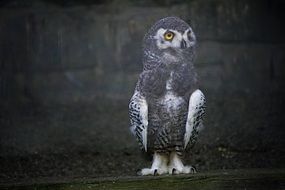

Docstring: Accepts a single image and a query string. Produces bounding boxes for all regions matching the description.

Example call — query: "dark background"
[0,0,285,184]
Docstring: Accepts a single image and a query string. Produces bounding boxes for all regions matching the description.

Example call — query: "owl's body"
[139,62,196,155]
[129,17,205,175]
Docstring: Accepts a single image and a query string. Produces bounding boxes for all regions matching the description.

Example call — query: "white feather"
[139,97,148,152]
[184,89,205,148]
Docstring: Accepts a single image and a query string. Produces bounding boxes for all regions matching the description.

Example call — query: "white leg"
[139,152,168,175]
[168,152,196,174]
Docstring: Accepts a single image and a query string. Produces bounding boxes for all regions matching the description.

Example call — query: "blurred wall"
[1,0,284,104]
[0,0,285,180]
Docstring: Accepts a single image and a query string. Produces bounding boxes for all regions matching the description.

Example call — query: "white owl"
[129,17,206,175]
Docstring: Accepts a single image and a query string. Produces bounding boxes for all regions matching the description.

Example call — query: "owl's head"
[143,17,196,65]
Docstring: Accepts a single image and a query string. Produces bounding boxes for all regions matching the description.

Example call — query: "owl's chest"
[159,91,185,115]
[158,72,186,114]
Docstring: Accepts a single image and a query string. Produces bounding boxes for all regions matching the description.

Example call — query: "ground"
[0,90,284,185]
[1,169,285,189]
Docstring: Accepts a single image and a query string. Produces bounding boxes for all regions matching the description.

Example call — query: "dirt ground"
[1,89,284,185]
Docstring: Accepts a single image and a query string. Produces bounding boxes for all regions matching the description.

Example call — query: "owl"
[129,17,206,175]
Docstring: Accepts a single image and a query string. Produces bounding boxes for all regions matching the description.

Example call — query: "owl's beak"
[180,39,187,49]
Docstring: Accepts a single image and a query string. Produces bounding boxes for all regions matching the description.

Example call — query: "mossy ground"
[1,169,285,190]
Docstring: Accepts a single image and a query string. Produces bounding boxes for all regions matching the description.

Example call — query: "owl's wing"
[184,89,206,149]
[129,91,148,152]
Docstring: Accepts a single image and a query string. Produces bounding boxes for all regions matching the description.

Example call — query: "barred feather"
[129,91,148,151]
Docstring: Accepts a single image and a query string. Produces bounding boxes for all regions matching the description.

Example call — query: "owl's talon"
[136,169,142,176]
[154,169,158,176]
[190,166,197,173]
[172,168,176,175]
[182,165,197,174]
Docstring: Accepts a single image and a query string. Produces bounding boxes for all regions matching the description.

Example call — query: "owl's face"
[154,27,196,50]
[143,17,196,65]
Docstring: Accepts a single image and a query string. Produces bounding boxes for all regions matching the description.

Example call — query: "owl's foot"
[170,165,196,174]
[168,152,196,174]
[138,167,168,176]
[137,152,168,176]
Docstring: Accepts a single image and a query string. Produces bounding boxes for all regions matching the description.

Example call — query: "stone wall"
[1,0,284,104]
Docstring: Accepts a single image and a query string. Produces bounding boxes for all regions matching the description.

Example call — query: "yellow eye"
[164,31,174,41]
